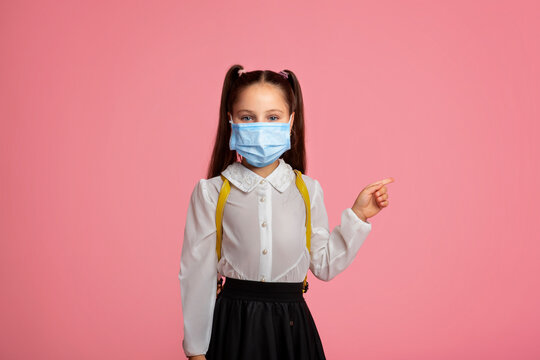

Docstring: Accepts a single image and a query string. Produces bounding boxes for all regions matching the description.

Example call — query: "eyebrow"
[237,109,284,114]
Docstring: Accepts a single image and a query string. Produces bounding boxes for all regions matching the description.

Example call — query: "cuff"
[345,207,371,226]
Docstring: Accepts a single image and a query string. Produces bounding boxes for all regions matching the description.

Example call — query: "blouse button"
[260,179,266,184]
[261,276,265,282]
[261,221,267,228]
[260,196,266,202]
[262,248,268,255]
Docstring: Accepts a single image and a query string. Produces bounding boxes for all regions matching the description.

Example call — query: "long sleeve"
[308,179,373,281]
[178,179,218,357]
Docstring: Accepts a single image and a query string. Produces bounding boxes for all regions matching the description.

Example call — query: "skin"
[187,82,394,360]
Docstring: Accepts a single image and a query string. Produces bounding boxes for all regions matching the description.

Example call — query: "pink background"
[1,0,539,359]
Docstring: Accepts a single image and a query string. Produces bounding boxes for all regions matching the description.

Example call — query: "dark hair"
[206,64,307,179]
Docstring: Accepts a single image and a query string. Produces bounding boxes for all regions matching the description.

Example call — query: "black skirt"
[205,276,326,360]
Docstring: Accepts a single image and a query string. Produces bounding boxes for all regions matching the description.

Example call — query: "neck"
[241,158,280,178]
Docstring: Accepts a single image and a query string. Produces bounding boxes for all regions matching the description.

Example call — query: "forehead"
[233,83,288,112]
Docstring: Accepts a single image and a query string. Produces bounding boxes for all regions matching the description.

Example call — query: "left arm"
[308,176,394,281]
[308,179,373,281]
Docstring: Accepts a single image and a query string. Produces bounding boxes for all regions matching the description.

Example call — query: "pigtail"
[206,65,244,179]
[280,69,307,174]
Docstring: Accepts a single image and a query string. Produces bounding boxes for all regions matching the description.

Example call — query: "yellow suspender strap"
[215,170,312,292]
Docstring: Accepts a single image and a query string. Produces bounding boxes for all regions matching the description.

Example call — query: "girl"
[179,65,393,360]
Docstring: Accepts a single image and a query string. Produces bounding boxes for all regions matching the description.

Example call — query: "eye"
[240,116,252,122]
[269,115,279,121]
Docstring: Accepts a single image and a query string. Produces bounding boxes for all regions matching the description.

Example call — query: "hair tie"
[238,68,246,77]
[279,70,289,79]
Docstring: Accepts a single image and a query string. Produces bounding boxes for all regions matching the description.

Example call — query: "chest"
[221,185,308,253]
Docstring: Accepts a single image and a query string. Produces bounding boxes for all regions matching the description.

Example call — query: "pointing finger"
[367,177,395,188]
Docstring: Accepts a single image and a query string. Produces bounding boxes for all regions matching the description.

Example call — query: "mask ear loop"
[288,113,293,136]
[229,114,243,162]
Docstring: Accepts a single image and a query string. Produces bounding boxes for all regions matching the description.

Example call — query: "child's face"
[228,83,294,127]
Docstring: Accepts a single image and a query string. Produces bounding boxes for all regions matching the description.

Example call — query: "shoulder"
[189,176,224,206]
[297,172,324,201]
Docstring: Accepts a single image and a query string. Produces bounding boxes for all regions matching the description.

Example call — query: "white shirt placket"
[257,178,272,282]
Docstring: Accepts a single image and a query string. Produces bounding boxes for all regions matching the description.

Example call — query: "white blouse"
[178,158,372,357]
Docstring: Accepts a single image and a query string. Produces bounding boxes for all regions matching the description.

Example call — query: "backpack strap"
[215,170,312,293]
[215,175,230,295]
[216,174,230,262]
[293,169,311,293]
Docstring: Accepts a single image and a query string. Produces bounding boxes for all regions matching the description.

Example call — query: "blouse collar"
[221,158,295,193]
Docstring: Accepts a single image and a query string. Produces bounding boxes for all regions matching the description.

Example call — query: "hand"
[351,177,394,221]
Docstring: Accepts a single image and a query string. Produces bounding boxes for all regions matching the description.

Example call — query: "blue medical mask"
[229,114,292,167]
